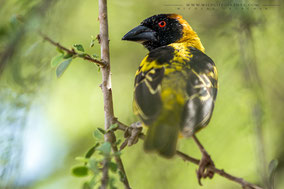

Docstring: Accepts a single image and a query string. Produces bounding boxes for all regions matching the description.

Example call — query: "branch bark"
[98,0,131,188]
[116,121,263,189]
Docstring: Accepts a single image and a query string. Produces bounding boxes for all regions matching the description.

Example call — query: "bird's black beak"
[122,25,157,42]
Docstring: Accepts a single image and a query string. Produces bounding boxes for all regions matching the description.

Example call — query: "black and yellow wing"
[180,47,218,137]
[133,44,218,157]
[133,46,173,125]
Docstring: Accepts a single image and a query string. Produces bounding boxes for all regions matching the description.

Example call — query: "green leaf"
[56,58,72,78]
[72,166,89,177]
[97,142,111,156]
[109,162,118,173]
[92,54,99,58]
[56,47,64,54]
[97,128,106,134]
[115,139,122,146]
[51,54,64,68]
[63,53,73,59]
[73,44,85,52]
[85,143,100,159]
[107,123,118,131]
[93,129,104,141]
[82,182,91,189]
[75,157,89,163]
[90,39,95,48]
[118,170,125,182]
[78,53,88,58]
[89,159,99,174]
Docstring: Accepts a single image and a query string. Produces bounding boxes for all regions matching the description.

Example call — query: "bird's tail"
[144,123,179,158]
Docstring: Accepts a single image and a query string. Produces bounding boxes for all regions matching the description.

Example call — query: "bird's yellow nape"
[169,14,205,53]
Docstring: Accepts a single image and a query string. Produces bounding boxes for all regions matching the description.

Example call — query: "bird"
[122,14,218,182]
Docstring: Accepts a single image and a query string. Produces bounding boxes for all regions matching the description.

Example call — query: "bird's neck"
[176,24,205,53]
[183,36,205,53]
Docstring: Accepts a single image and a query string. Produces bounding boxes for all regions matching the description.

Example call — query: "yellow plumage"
[123,14,218,158]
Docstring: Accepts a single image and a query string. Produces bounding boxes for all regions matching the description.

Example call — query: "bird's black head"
[122,14,184,51]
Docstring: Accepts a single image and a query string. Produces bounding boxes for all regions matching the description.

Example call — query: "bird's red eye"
[158,21,166,28]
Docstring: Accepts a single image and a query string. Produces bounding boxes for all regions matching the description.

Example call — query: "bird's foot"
[120,122,142,150]
[196,149,215,185]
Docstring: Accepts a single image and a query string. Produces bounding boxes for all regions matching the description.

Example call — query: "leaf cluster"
[72,124,121,189]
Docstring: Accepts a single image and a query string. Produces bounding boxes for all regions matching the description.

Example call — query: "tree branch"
[40,33,131,189]
[115,120,263,189]
[111,139,131,188]
[40,33,107,67]
[98,0,131,188]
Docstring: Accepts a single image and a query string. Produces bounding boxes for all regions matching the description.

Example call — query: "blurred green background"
[0,0,283,188]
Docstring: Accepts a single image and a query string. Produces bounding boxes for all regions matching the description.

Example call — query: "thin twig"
[40,33,107,67]
[116,120,263,189]
[111,136,131,189]
[98,0,131,188]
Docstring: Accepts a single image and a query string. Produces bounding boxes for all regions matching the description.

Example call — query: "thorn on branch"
[96,34,101,44]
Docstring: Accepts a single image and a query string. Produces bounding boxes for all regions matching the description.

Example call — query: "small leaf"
[97,128,106,134]
[72,166,88,177]
[73,44,85,52]
[92,54,99,58]
[75,157,89,163]
[51,54,64,68]
[109,162,118,173]
[63,53,73,59]
[78,53,88,58]
[82,182,91,189]
[118,170,125,182]
[90,39,95,47]
[56,47,64,54]
[89,159,99,174]
[56,58,72,78]
[85,143,100,159]
[115,139,122,146]
[107,123,118,131]
[93,129,104,141]
[97,142,111,156]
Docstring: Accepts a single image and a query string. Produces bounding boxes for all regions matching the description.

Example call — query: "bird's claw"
[196,150,215,185]
[120,122,142,150]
